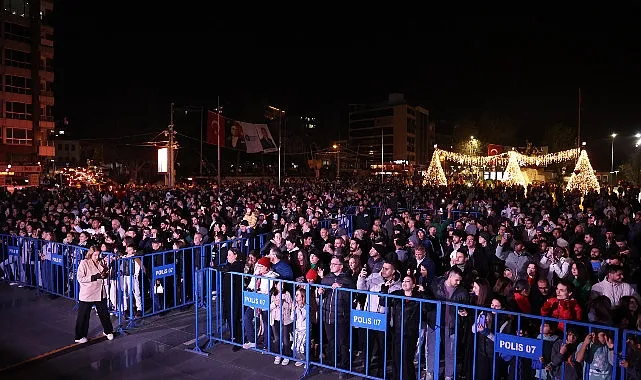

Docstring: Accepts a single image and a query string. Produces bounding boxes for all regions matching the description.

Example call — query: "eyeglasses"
[330,262,342,266]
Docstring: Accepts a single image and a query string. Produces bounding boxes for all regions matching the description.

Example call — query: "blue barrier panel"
[242,290,269,308]
[7,245,19,257]
[153,264,175,280]
[495,333,542,360]
[351,309,387,332]
[51,253,64,266]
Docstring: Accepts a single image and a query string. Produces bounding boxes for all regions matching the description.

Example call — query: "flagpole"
[577,88,581,150]
[381,126,384,183]
[217,96,221,187]
[199,105,204,176]
[278,111,282,187]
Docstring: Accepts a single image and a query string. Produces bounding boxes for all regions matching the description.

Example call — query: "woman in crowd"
[74,245,114,343]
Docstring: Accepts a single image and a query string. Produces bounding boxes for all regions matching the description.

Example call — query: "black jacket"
[220,260,245,318]
[320,272,355,323]
[388,289,426,333]
[425,276,470,332]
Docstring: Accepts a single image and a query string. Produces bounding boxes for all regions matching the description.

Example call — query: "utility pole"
[268,105,285,187]
[279,111,282,186]
[199,105,204,176]
[381,126,384,183]
[333,143,340,178]
[577,88,582,150]
[337,145,340,178]
[168,102,175,188]
[217,97,221,187]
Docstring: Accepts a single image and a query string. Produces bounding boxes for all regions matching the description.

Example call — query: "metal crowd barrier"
[622,329,641,379]
[318,216,354,237]
[190,268,623,380]
[0,234,88,302]
[0,233,270,333]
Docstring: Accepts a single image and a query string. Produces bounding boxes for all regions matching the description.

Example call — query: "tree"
[617,163,636,185]
[451,114,518,155]
[544,123,576,153]
[477,113,518,146]
[451,119,479,154]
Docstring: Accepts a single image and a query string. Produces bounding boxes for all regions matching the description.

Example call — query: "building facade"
[348,93,432,166]
[0,0,55,184]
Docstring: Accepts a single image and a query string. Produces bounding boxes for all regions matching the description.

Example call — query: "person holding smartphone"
[74,246,114,343]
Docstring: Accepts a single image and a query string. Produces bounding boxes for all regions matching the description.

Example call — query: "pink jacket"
[77,259,107,302]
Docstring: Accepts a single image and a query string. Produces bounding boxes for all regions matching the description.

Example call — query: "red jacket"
[514,292,532,314]
[540,297,582,330]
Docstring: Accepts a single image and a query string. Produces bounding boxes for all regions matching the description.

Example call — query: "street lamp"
[610,133,617,185]
[268,105,286,187]
[468,136,476,181]
[333,143,340,178]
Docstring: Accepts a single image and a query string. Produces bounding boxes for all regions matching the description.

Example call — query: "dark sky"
[54,5,641,170]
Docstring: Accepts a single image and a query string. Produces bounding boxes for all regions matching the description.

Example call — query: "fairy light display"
[56,166,106,187]
[424,150,448,186]
[566,150,600,194]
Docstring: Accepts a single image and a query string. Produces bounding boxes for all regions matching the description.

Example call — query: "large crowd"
[1,179,641,379]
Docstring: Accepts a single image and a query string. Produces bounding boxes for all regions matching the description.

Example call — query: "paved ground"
[0,283,349,380]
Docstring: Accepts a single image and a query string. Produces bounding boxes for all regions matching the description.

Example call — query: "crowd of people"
[2,178,641,379]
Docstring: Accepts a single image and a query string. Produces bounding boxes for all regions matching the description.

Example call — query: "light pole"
[268,105,285,187]
[168,103,175,188]
[333,143,340,178]
[610,133,617,186]
[469,136,476,180]
[215,100,223,187]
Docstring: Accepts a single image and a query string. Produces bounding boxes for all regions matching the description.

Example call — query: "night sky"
[53,6,641,170]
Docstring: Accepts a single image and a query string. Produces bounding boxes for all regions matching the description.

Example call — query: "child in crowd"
[292,287,307,367]
[533,321,560,379]
[270,280,293,366]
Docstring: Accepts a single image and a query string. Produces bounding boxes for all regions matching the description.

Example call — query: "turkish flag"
[488,144,502,156]
[206,111,226,146]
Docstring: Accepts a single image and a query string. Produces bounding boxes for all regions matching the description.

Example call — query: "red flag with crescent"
[206,111,226,146]
[488,144,502,156]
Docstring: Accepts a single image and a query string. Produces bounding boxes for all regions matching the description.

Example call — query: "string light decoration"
[436,147,580,167]
[424,150,447,186]
[56,166,106,187]
[503,151,527,187]
[566,150,600,194]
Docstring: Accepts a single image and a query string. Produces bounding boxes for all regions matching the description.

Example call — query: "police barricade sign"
[495,333,542,360]
[243,291,270,308]
[51,253,64,266]
[153,264,175,281]
[351,309,387,332]
[7,246,19,256]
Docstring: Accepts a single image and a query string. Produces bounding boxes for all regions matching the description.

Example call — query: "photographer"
[74,245,114,343]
